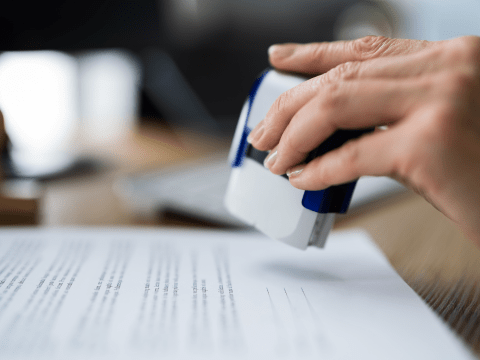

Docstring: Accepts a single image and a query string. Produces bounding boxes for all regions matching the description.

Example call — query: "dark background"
[0,0,356,133]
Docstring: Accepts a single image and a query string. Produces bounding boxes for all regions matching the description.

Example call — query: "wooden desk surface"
[14,125,480,356]
[337,193,480,356]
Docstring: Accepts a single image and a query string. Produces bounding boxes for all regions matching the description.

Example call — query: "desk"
[12,125,480,356]
[338,193,480,355]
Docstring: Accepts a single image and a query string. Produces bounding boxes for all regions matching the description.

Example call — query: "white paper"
[0,228,473,359]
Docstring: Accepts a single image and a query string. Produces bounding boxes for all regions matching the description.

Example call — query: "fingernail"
[247,124,264,144]
[264,150,277,169]
[286,166,304,178]
[268,44,296,59]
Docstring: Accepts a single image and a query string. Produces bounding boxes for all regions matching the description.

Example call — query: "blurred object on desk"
[0,51,78,178]
[0,112,40,225]
[0,49,144,180]
[41,123,231,226]
[77,49,142,145]
[0,111,7,159]
[0,192,39,226]
[333,0,480,42]
[333,0,399,40]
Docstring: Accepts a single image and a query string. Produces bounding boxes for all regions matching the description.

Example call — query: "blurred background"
[0,0,479,226]
[3,1,480,353]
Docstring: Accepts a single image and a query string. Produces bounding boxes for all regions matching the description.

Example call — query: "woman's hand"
[247,36,480,245]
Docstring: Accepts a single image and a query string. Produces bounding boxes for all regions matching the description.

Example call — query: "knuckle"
[394,104,461,195]
[314,157,335,185]
[325,61,361,82]
[446,36,480,73]
[395,106,455,182]
[393,153,411,182]
[338,141,361,177]
[399,148,437,198]
[281,130,300,154]
[351,35,391,60]
[305,43,326,64]
[450,71,472,93]
[317,166,334,186]
[457,36,480,63]
[319,82,345,112]
[425,46,446,65]
[427,103,460,146]
[272,91,290,115]
[393,140,423,184]
[439,70,475,99]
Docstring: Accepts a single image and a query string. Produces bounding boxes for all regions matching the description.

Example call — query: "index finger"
[269,36,433,75]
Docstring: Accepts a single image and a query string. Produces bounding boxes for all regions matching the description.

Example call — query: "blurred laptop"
[115,152,406,227]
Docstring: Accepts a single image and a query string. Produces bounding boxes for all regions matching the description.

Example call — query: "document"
[0,228,473,359]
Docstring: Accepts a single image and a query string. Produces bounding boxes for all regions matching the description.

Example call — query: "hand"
[247,36,480,245]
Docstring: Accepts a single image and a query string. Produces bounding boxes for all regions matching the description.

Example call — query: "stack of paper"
[0,228,473,359]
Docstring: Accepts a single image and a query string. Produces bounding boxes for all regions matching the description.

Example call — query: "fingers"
[286,128,400,190]
[248,77,320,150]
[269,36,432,75]
[250,45,443,151]
[257,78,426,175]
